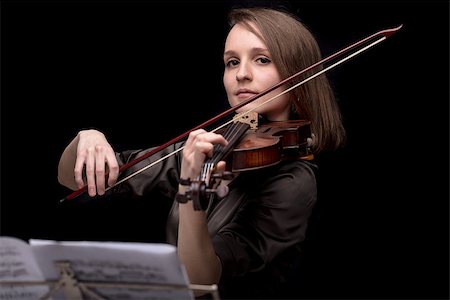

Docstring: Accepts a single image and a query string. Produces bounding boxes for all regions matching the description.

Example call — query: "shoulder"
[278,159,317,176]
[241,159,317,190]
[269,159,318,189]
[244,160,318,208]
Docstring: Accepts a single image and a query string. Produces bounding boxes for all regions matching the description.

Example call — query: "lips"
[236,89,257,100]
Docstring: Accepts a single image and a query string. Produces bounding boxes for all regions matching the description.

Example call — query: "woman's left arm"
[176,129,228,287]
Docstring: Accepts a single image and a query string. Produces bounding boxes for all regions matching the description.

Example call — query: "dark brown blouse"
[113,141,317,298]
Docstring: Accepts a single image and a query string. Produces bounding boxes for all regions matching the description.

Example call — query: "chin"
[236,103,259,112]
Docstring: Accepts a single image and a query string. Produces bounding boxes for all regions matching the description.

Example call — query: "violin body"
[230,119,313,172]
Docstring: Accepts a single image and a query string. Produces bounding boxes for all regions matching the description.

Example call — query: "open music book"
[0,236,195,300]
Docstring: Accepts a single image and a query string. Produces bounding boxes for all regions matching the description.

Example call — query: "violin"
[60,25,402,205]
[182,112,313,210]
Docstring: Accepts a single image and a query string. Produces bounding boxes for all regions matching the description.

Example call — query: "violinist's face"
[223,23,291,121]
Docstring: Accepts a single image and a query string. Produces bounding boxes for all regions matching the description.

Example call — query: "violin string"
[209,121,250,165]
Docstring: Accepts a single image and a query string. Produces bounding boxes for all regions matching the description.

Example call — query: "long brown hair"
[228,7,346,153]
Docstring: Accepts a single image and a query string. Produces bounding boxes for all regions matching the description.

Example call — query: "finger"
[95,146,107,196]
[185,129,207,148]
[214,161,230,198]
[201,132,228,145]
[73,154,87,189]
[195,141,215,158]
[105,149,119,187]
[193,132,228,152]
[85,147,97,197]
[215,161,226,173]
[181,131,229,179]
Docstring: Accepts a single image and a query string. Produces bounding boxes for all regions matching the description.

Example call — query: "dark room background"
[1,1,448,299]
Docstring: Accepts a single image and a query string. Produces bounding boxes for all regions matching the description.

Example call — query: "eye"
[225,59,240,68]
[256,57,271,65]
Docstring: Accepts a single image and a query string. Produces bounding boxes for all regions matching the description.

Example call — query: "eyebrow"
[223,47,270,57]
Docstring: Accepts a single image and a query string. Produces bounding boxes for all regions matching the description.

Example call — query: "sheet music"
[29,239,194,300]
[0,237,50,300]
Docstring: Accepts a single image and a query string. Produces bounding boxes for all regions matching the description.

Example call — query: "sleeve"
[213,161,317,277]
[110,142,184,200]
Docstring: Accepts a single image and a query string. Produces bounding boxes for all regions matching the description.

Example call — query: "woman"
[58,7,345,299]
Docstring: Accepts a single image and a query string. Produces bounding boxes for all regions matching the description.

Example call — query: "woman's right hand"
[73,129,119,197]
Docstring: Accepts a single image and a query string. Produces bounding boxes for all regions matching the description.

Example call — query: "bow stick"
[60,24,403,203]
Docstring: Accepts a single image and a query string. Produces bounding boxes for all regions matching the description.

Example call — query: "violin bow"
[60,24,403,203]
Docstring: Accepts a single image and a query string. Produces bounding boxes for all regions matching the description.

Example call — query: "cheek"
[223,73,233,89]
[261,73,281,89]
[262,85,291,109]
[223,74,235,99]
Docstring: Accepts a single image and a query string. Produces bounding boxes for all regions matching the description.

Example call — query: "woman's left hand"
[180,129,228,181]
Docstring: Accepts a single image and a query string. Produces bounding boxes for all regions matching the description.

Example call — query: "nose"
[235,62,252,81]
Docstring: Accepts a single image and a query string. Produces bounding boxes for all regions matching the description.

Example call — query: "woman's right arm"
[57,129,119,197]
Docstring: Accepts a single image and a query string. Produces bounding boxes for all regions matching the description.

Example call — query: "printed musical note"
[0,237,50,300]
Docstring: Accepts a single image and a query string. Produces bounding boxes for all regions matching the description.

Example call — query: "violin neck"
[200,121,251,184]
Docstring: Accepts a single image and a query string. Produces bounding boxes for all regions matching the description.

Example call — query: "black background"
[1,1,449,299]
